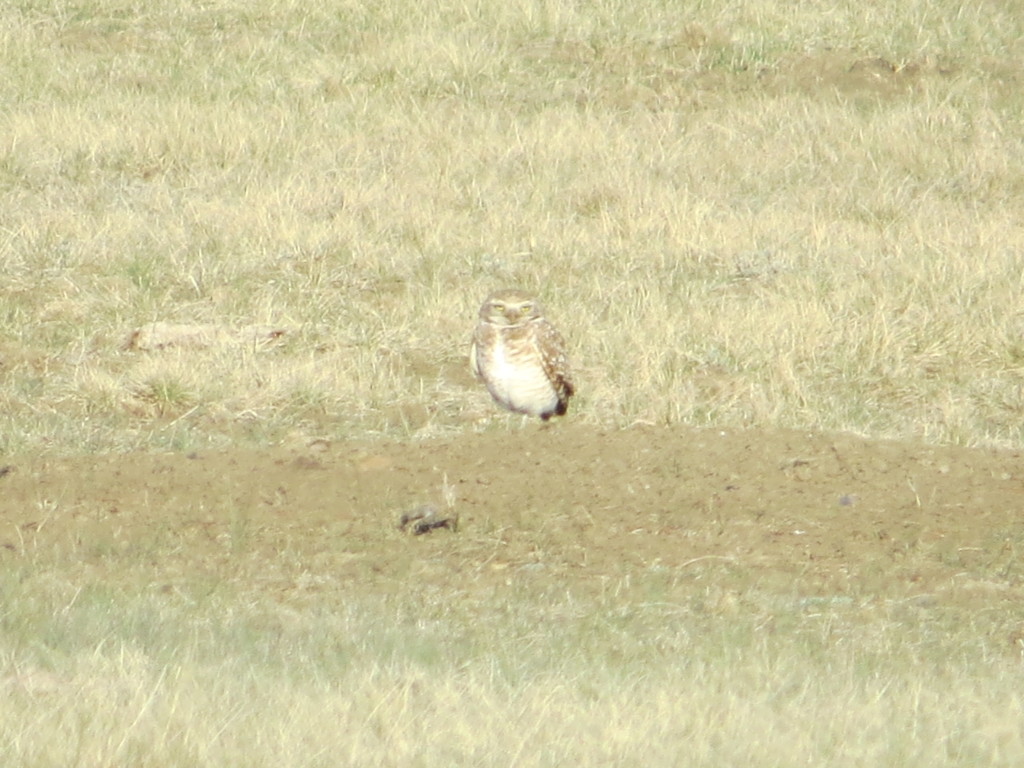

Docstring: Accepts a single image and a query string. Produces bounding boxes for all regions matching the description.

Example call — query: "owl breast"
[478,329,560,418]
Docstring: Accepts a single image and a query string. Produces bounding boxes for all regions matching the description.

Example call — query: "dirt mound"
[3,425,1021,610]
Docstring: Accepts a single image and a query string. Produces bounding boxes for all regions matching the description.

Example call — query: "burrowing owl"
[470,288,574,420]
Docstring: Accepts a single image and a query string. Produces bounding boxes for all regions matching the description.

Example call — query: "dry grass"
[3,1,1024,764]
[3,441,1023,768]
[3,551,1024,767]
[2,0,1024,453]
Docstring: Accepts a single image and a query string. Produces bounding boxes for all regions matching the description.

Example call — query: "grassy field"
[3,430,1024,767]
[3,0,1024,453]
[3,1,1024,765]
[5,556,1023,766]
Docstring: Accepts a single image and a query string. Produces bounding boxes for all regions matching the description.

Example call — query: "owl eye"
[520,303,533,312]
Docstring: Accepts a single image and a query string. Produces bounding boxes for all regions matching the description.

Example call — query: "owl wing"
[535,319,574,399]
[469,323,488,380]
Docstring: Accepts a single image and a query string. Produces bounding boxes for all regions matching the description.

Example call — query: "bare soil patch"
[3,425,1022,620]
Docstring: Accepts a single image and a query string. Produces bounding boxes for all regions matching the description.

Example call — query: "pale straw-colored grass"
[3,0,1024,452]
[2,2,1024,764]
[2,564,1023,767]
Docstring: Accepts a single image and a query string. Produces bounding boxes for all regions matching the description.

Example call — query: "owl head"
[478,289,543,326]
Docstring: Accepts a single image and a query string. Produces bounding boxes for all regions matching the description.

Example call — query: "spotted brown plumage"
[470,289,574,420]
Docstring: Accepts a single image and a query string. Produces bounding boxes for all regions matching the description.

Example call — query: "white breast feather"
[484,333,557,417]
